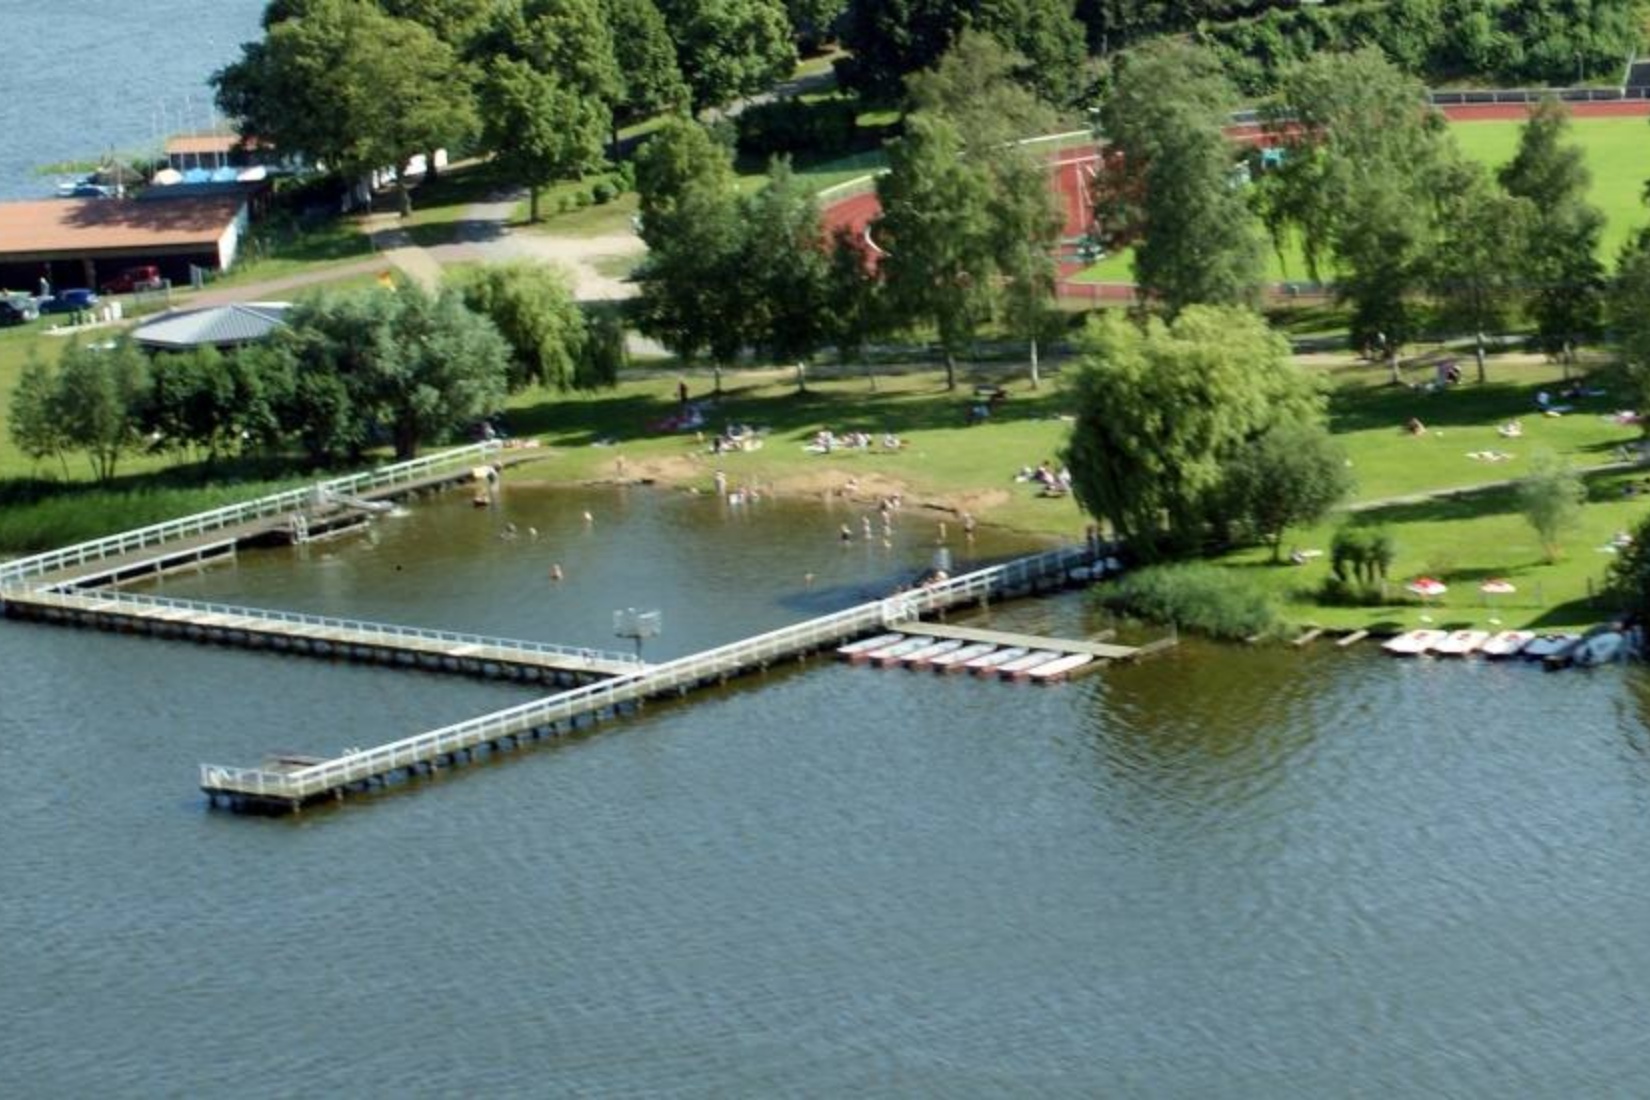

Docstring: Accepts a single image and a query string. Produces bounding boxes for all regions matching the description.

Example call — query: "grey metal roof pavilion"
[132,302,291,350]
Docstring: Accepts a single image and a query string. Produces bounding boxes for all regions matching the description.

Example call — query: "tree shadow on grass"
[508,378,1074,447]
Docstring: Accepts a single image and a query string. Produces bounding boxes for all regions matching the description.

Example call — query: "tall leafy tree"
[873,113,997,390]
[52,339,151,484]
[787,0,848,49]
[1428,158,1532,382]
[905,29,1056,148]
[1264,49,1455,380]
[634,118,748,389]
[7,355,68,475]
[655,0,796,113]
[1499,97,1604,369]
[1096,39,1264,316]
[823,226,882,385]
[1607,227,1650,433]
[602,0,689,133]
[214,0,478,213]
[740,158,832,384]
[986,142,1063,388]
[1061,306,1324,556]
[481,58,607,222]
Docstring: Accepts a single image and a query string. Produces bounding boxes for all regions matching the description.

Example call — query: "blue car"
[38,288,99,314]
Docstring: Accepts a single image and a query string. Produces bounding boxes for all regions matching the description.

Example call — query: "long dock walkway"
[199,546,1112,812]
[0,441,522,592]
[903,621,1140,661]
[3,587,641,682]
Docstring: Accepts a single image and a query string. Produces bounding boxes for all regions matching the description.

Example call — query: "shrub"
[571,188,593,209]
[1097,562,1281,640]
[591,179,616,205]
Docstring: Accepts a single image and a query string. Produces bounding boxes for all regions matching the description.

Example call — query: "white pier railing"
[199,545,1091,805]
[0,441,502,587]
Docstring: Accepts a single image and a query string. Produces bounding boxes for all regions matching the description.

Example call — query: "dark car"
[0,295,39,326]
[38,288,99,315]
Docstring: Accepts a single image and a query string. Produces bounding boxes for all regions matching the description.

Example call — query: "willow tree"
[1062,306,1325,557]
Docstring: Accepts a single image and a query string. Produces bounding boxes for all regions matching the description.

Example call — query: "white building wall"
[216,201,250,271]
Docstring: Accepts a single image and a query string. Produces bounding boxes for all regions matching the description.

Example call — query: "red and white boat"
[1382,629,1448,656]
[929,643,998,672]
[837,633,904,663]
[1027,653,1094,683]
[1432,629,1491,657]
[1480,630,1534,658]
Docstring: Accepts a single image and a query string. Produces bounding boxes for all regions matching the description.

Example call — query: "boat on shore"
[837,633,904,663]
[1000,650,1062,680]
[1522,633,1579,663]
[902,639,967,669]
[965,646,1028,675]
[1571,629,1625,667]
[1382,629,1448,656]
[868,636,935,667]
[1027,653,1094,683]
[1480,630,1534,658]
[1432,629,1491,657]
[929,643,997,672]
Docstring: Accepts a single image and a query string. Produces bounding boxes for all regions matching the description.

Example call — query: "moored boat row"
[1382,624,1635,666]
[835,633,1099,683]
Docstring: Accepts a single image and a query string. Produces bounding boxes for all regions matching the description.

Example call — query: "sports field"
[1070,112,1650,285]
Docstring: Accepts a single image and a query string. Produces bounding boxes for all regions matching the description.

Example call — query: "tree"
[822,226,881,385]
[7,355,67,475]
[1221,421,1354,560]
[1096,40,1265,316]
[654,0,795,113]
[1061,306,1325,556]
[1499,97,1604,370]
[457,262,588,390]
[1263,49,1456,380]
[1428,158,1532,382]
[214,0,478,213]
[262,284,510,462]
[142,347,238,467]
[739,158,832,387]
[904,29,1056,147]
[633,118,747,389]
[53,339,151,483]
[840,0,1085,106]
[873,112,997,389]
[1608,227,1650,431]
[986,141,1063,388]
[1607,508,1650,625]
[602,0,689,136]
[482,60,604,223]
[787,0,847,49]
[1518,450,1587,561]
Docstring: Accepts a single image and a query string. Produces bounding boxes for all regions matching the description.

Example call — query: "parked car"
[101,265,162,295]
[38,288,99,314]
[0,294,39,326]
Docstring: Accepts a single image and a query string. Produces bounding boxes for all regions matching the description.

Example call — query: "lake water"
[0,0,266,200]
[3,482,1650,1095]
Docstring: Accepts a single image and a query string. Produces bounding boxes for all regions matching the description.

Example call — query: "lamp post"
[613,608,661,661]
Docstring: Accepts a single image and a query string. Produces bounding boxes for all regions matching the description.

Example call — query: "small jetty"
[842,620,1150,683]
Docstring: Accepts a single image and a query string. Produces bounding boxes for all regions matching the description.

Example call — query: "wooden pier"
[198,545,1118,813]
[1,587,641,683]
